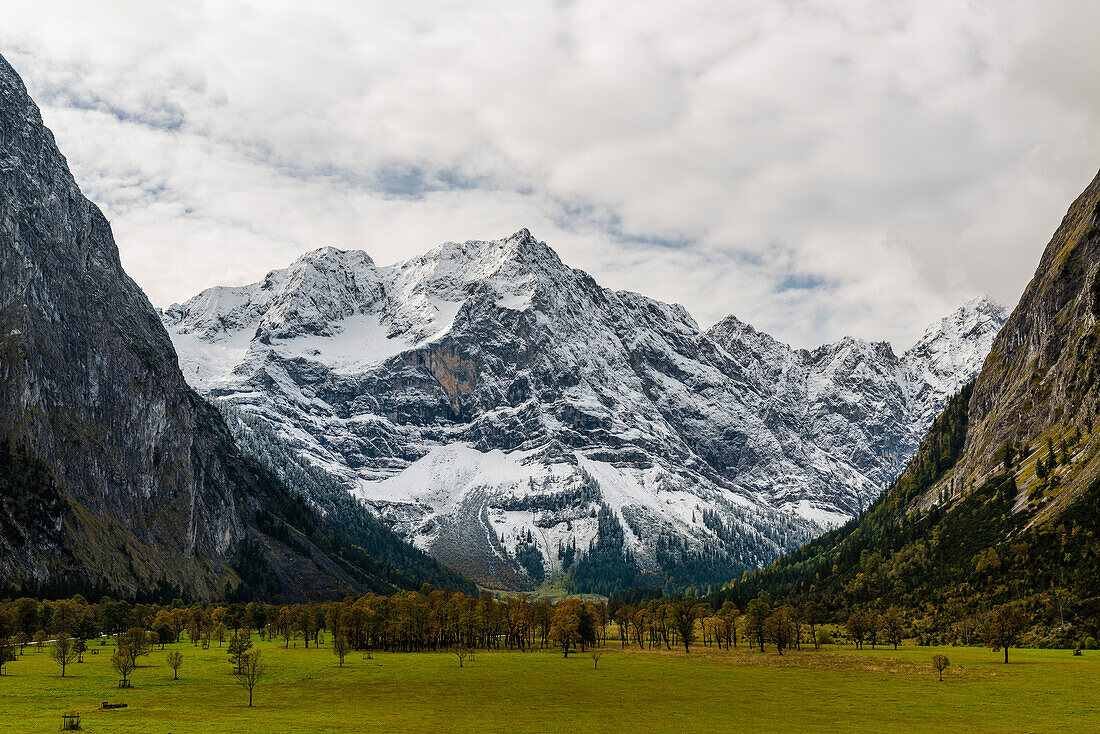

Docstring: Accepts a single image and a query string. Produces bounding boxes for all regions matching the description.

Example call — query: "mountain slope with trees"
[715,168,1100,646]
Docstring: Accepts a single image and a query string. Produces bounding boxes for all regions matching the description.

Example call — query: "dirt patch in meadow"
[611,644,990,679]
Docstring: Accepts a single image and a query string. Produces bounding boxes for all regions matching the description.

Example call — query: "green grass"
[5,639,1098,733]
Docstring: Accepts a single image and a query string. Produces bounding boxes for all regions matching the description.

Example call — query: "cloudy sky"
[3,1,1098,349]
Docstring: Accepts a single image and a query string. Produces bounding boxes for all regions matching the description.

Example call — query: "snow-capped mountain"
[706,295,1006,518]
[162,230,1006,590]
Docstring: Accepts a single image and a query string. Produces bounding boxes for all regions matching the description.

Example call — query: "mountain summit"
[164,229,1006,590]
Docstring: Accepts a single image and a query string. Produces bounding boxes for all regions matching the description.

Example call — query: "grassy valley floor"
[4,639,1097,733]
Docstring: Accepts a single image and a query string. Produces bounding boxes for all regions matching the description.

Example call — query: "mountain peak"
[905,295,1007,359]
[497,228,561,266]
[294,245,376,270]
[166,227,1007,589]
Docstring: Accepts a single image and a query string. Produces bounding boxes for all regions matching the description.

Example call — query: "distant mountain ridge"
[164,230,1006,591]
[707,294,1007,514]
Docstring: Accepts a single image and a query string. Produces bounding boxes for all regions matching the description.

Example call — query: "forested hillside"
[219,404,473,595]
[712,169,1100,647]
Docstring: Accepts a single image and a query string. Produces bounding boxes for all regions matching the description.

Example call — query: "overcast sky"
[3,1,1099,349]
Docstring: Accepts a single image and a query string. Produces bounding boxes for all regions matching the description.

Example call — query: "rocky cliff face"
[940,167,1100,510]
[164,228,1005,590]
[0,53,431,600]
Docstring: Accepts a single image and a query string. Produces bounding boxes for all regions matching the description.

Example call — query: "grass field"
[4,637,1098,733]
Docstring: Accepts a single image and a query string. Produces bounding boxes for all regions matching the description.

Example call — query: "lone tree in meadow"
[166,651,184,680]
[932,653,950,681]
[984,605,1027,663]
[592,651,603,670]
[111,646,137,688]
[235,650,267,707]
[455,647,472,667]
[228,630,253,674]
[333,633,350,667]
[50,632,80,677]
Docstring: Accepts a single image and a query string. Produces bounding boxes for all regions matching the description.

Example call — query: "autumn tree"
[984,605,1027,663]
[803,601,823,650]
[0,638,14,675]
[51,600,78,636]
[228,630,253,674]
[550,600,583,657]
[13,599,38,639]
[717,602,739,650]
[167,651,184,680]
[0,610,13,668]
[744,599,771,652]
[276,606,294,648]
[763,606,794,655]
[235,651,266,707]
[111,646,137,688]
[297,606,316,649]
[668,598,701,653]
[866,610,881,649]
[614,606,632,649]
[881,608,905,650]
[504,597,532,651]
[50,632,79,677]
[932,653,950,681]
[333,633,350,667]
[789,604,804,651]
[845,612,869,650]
[118,628,151,663]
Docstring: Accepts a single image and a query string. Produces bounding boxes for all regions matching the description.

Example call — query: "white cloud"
[2,0,1098,349]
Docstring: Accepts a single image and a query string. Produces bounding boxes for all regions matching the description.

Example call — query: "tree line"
[0,584,1041,679]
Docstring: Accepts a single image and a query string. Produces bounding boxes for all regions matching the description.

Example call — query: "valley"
[2,6,1100,732]
[2,632,1096,733]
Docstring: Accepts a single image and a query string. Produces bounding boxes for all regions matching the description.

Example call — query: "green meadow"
[5,637,1098,733]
